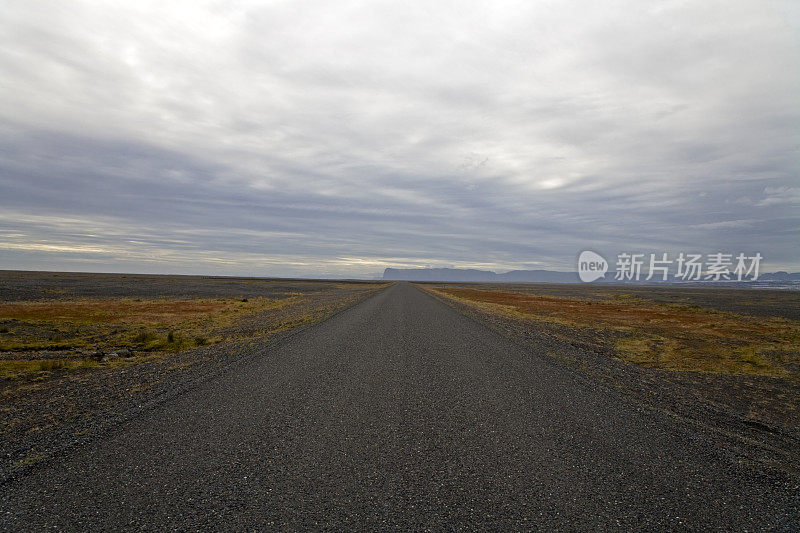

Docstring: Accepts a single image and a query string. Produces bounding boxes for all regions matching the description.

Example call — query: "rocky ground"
[0,271,388,480]
[418,282,800,476]
[2,283,797,530]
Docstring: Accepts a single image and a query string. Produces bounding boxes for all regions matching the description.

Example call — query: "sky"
[1,0,798,278]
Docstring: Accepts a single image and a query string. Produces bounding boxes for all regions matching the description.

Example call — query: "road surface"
[1,282,798,530]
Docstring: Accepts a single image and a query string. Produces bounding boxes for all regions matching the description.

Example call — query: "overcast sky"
[1,1,798,278]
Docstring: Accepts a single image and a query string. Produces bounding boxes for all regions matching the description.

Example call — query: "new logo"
[578,251,608,283]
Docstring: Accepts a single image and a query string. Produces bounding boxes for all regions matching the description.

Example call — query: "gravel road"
[1,282,798,530]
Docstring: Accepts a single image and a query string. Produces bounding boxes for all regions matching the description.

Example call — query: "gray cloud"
[1,0,798,277]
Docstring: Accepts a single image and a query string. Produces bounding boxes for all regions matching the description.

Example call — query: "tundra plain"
[0,270,387,478]
[0,273,798,529]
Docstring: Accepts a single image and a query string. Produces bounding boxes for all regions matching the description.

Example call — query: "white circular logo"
[578,250,608,282]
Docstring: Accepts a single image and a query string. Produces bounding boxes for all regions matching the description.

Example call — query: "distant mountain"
[500,270,578,282]
[383,267,578,283]
[759,271,800,281]
[382,267,800,285]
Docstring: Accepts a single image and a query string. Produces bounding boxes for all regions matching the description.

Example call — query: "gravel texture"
[422,284,800,469]
[0,275,383,481]
[0,270,371,302]
[1,282,798,530]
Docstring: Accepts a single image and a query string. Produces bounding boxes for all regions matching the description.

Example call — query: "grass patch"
[13,452,45,468]
[0,298,231,324]
[0,296,297,354]
[0,296,303,380]
[0,357,100,380]
[128,383,153,393]
[427,286,800,377]
[165,361,195,371]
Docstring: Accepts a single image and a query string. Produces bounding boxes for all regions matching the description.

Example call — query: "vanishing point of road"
[1,283,798,530]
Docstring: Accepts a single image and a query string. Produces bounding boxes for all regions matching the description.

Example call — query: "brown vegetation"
[427,286,800,378]
[0,296,298,378]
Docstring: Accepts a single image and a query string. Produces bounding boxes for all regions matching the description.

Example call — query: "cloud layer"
[1,1,798,276]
